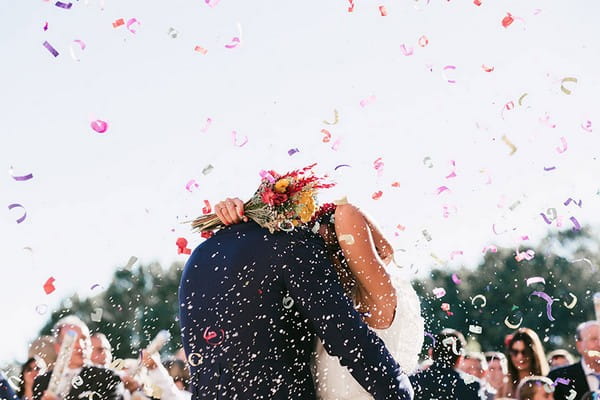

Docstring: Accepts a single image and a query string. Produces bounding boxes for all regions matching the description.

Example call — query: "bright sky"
[1,0,599,365]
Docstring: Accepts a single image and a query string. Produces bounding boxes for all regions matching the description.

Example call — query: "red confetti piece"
[321,128,331,143]
[203,326,225,346]
[202,200,212,214]
[502,13,514,28]
[371,191,383,200]
[43,277,56,294]
[378,5,388,16]
[396,224,406,231]
[112,18,125,28]
[176,237,191,255]
[418,35,429,47]
[194,45,208,55]
[201,231,214,239]
[481,64,494,72]
[473,0,482,6]
[391,182,400,188]
[90,120,108,133]
[347,0,355,12]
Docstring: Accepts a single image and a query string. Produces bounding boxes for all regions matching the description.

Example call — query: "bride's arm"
[213,197,248,225]
[333,204,397,329]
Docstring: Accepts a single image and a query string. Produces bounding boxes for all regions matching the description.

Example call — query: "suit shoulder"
[548,362,581,378]
[82,366,121,381]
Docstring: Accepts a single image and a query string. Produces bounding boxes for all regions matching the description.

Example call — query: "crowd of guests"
[1,316,599,399]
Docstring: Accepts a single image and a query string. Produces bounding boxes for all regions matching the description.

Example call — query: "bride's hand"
[215,197,248,225]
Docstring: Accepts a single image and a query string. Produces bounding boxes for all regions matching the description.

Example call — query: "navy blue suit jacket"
[0,372,17,400]
[409,361,482,400]
[548,362,590,400]
[178,222,413,399]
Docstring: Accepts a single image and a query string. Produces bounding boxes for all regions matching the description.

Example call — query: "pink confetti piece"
[436,186,450,195]
[43,22,48,31]
[391,181,400,188]
[418,35,429,47]
[432,288,446,298]
[400,44,414,56]
[570,216,581,231]
[564,198,582,207]
[581,120,593,132]
[451,273,461,284]
[205,0,220,7]
[555,137,568,153]
[194,45,208,55]
[224,37,240,49]
[526,276,545,286]
[347,0,355,12]
[90,120,108,133]
[200,118,212,133]
[449,250,463,260]
[515,249,535,262]
[231,130,248,147]
[112,18,125,28]
[372,191,383,200]
[185,179,199,192]
[529,291,555,321]
[321,128,331,143]
[373,157,384,176]
[8,203,27,224]
[259,170,276,184]
[482,245,497,254]
[334,164,351,170]
[544,166,556,171]
[331,137,343,151]
[359,95,377,108]
[69,39,86,61]
[533,8,543,15]
[539,114,557,128]
[202,200,212,214]
[378,5,387,16]
[42,41,59,57]
[55,1,72,9]
[126,18,140,34]
[442,204,457,218]
[502,12,514,28]
[481,64,494,72]
[442,65,457,83]
[9,167,33,181]
[288,148,299,156]
[473,0,481,5]
[445,160,456,178]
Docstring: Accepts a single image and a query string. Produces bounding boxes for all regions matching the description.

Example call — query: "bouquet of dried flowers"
[190,163,334,234]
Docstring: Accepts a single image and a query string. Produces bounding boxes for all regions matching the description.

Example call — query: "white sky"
[1,0,599,365]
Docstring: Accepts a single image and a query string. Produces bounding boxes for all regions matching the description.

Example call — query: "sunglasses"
[509,348,531,356]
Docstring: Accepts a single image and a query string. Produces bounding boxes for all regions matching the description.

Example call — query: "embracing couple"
[178,165,424,399]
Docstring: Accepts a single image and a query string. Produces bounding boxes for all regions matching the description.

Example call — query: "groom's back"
[179,222,319,399]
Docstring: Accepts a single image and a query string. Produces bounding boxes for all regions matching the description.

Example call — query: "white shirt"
[581,360,600,392]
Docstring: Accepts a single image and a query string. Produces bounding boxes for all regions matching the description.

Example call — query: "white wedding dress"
[312,265,424,400]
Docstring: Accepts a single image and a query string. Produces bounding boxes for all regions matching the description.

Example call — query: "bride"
[212,197,424,399]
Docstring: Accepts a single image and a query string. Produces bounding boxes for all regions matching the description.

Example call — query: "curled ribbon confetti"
[418,35,429,47]
[231,131,248,147]
[373,157,384,176]
[555,137,568,153]
[529,291,556,321]
[560,77,578,95]
[526,277,545,286]
[321,129,331,143]
[471,295,487,308]
[504,315,523,329]
[323,109,339,125]
[518,93,528,106]
[187,353,203,366]
[90,120,108,133]
[200,118,212,133]
[185,180,199,193]
[540,213,552,225]
[176,237,191,255]
[515,249,535,262]
[423,157,433,168]
[424,331,436,346]
[442,65,457,83]
[202,200,211,215]
[8,203,27,223]
[9,167,33,181]
[564,198,582,207]
[436,186,450,195]
[203,326,225,346]
[451,273,461,284]
[581,120,592,132]
[126,18,140,34]
[359,95,376,108]
[167,27,179,38]
[224,37,240,49]
[400,44,414,56]
[501,135,517,155]
[69,39,86,62]
[446,160,456,178]
[544,166,556,171]
[282,296,294,309]
[202,165,214,175]
[43,41,59,57]
[570,216,581,231]
[563,293,577,309]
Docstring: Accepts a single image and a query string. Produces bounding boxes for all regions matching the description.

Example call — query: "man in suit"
[33,315,124,400]
[178,221,413,399]
[0,371,18,400]
[410,329,483,400]
[549,321,600,400]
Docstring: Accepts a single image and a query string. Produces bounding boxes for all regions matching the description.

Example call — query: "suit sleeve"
[0,372,18,400]
[33,373,50,400]
[281,234,413,400]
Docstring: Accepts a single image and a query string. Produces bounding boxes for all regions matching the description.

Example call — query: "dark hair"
[17,357,37,397]
[505,328,549,393]
[432,329,466,366]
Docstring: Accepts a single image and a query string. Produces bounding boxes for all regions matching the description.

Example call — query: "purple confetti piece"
[544,166,556,171]
[553,377,570,387]
[9,167,33,181]
[424,331,436,346]
[8,203,27,224]
[55,1,72,9]
[43,22,48,31]
[334,164,351,170]
[451,273,461,284]
[539,213,552,224]
[529,291,555,321]
[570,216,581,231]
[564,198,582,207]
[287,148,299,156]
[224,37,240,49]
[43,41,59,57]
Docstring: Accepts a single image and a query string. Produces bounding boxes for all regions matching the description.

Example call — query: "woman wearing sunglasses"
[17,358,41,400]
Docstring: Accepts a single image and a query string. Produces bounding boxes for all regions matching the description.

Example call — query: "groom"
[179,220,413,399]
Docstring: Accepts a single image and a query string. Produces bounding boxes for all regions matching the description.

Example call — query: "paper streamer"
[8,203,27,223]
[323,109,339,125]
[231,131,248,147]
[334,164,351,170]
[436,186,450,195]
[126,18,140,34]
[442,65,457,83]
[224,37,240,49]
[560,77,578,95]
[564,198,582,207]
[555,137,568,153]
[563,293,577,309]
[529,291,556,321]
[9,167,33,181]
[43,41,59,57]
[501,135,517,155]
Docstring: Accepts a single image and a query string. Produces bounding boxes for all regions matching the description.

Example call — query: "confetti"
[323,109,339,125]
[55,1,72,9]
[347,0,355,12]
[560,77,578,95]
[555,137,568,153]
[544,166,556,171]
[446,160,457,178]
[126,18,140,34]
[43,22,48,31]
[202,164,214,175]
[518,93,528,106]
[581,120,593,132]
[396,224,406,231]
[501,135,517,155]
[90,120,108,133]
[469,325,482,334]
[167,27,179,38]
[35,304,49,315]
[373,157,384,176]
[570,216,581,231]
[371,191,383,200]
[185,179,199,192]
[546,208,557,221]
[71,375,83,389]
[422,229,432,241]
[432,288,446,298]
[194,45,208,55]
[282,296,294,309]
[43,277,56,294]
[334,164,351,170]
[529,291,555,321]
[451,273,461,284]
[9,167,33,181]
[331,138,343,151]
[481,64,494,72]
[339,234,355,245]
[418,35,429,47]
[423,157,434,168]
[259,170,276,183]
[201,200,211,215]
[187,353,203,366]
[473,0,481,6]
[504,315,523,329]
[231,130,248,147]
[436,186,450,195]
[287,148,299,156]
[205,0,220,7]
[400,44,414,56]
[540,213,552,225]
[471,295,487,308]
[553,378,571,387]
[69,39,86,62]
[8,203,27,223]
[501,13,514,28]
[90,284,101,290]
[391,182,400,188]
[43,41,59,57]
[442,65,457,83]
[200,118,212,133]
[378,5,387,16]
[201,231,214,239]
[359,95,376,108]
[449,250,463,260]
[564,293,577,309]
[203,326,225,346]
[564,197,582,207]
[526,277,545,286]
[176,237,191,255]
[224,37,240,49]
[515,249,535,262]
[112,18,125,28]
[321,128,331,143]
[90,308,103,322]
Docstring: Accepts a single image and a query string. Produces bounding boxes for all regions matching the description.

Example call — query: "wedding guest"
[548,321,600,400]
[90,333,113,367]
[459,352,496,400]
[500,328,549,398]
[410,328,482,399]
[27,336,56,371]
[485,351,509,393]
[17,358,40,400]
[516,376,555,400]
[547,349,576,370]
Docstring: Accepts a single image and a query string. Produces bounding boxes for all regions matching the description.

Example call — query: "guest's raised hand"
[215,197,248,225]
